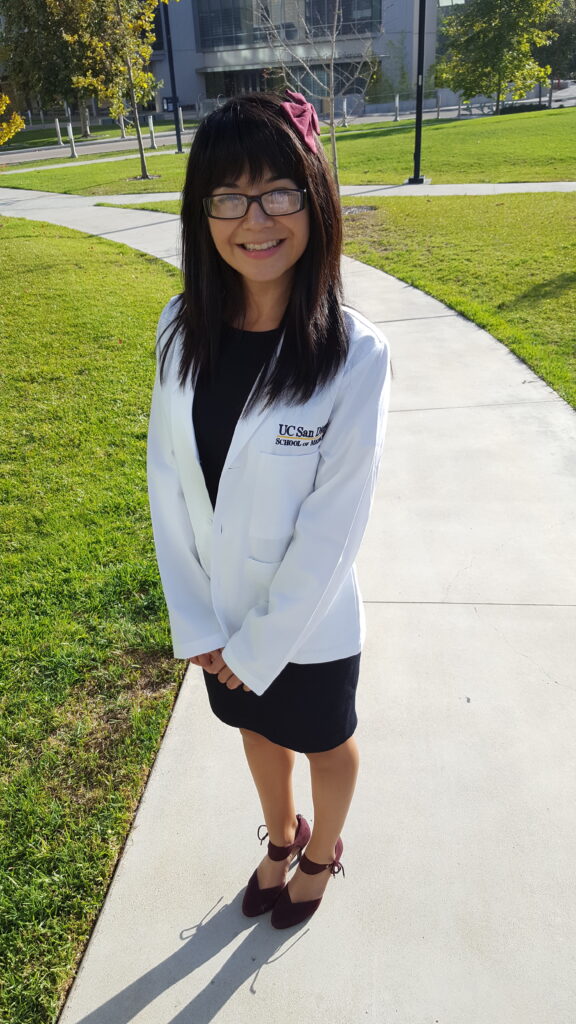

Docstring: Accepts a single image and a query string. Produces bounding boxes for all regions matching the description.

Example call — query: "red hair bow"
[280,89,320,154]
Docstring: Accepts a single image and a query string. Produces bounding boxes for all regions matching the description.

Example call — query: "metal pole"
[161,1,183,153]
[407,0,426,184]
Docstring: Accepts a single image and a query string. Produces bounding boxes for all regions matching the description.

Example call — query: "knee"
[306,737,359,769]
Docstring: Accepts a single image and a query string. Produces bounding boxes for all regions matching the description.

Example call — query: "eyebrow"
[217,175,287,189]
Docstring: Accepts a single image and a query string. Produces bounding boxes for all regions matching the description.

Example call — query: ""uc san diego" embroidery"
[276,422,329,448]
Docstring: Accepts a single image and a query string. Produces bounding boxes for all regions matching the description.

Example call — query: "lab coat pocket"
[248,450,320,563]
[245,555,282,609]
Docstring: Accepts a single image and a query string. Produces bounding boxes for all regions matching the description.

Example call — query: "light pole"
[162,0,183,154]
[407,0,428,184]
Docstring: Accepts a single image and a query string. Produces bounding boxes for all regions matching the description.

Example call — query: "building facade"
[150,0,438,114]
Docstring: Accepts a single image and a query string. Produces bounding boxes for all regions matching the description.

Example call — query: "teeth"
[242,240,281,251]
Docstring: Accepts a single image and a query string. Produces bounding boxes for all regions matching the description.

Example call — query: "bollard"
[436,92,441,119]
[55,118,64,145]
[119,113,127,139]
[66,122,78,158]
[84,106,91,136]
[178,104,184,133]
[27,109,32,126]
[394,93,399,122]
[148,114,157,150]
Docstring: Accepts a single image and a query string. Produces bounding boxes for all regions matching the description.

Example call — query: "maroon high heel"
[270,837,344,928]
[241,813,312,917]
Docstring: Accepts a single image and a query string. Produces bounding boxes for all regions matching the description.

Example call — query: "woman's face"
[206,167,310,292]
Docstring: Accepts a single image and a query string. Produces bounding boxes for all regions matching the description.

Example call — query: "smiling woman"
[146,92,391,930]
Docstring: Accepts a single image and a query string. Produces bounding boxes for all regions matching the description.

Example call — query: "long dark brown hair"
[157,91,349,417]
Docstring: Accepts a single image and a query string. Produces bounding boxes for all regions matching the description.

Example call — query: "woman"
[147,91,391,929]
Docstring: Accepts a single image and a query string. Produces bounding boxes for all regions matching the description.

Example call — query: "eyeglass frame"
[202,188,307,220]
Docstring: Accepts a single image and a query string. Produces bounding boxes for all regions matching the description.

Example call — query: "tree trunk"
[126,56,150,180]
[495,72,502,114]
[328,0,340,191]
[115,0,150,180]
[328,61,340,189]
[78,92,90,137]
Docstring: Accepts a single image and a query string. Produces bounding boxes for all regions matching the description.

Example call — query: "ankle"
[301,842,337,865]
[267,816,299,849]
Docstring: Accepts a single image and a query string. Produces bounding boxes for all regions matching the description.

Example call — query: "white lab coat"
[147,296,391,696]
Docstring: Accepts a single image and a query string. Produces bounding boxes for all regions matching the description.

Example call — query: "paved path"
[3,188,575,1024]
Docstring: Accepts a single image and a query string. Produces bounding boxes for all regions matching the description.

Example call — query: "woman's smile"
[238,238,286,257]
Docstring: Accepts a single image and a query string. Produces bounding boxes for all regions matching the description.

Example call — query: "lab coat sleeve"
[147,310,228,660]
[221,329,391,696]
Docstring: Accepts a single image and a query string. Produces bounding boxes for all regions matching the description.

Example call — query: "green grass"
[343,192,576,408]
[0,143,184,176]
[2,120,199,151]
[96,193,576,410]
[336,106,576,184]
[2,116,417,154]
[2,107,574,193]
[0,215,183,1024]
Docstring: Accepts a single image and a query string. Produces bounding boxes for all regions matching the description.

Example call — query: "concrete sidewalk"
[2,189,575,1023]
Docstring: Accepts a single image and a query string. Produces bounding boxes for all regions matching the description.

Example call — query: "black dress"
[192,322,360,753]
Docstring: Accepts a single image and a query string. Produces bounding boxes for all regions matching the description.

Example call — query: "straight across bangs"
[192,102,306,196]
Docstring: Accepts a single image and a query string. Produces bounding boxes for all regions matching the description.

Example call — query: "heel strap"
[299,851,345,878]
[257,815,303,862]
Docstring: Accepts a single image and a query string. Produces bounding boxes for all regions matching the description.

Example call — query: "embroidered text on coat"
[276,422,329,447]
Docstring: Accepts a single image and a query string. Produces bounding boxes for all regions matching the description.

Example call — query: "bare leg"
[287,734,360,904]
[239,728,299,889]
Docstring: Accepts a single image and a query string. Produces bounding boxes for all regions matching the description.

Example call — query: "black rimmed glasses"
[203,188,307,220]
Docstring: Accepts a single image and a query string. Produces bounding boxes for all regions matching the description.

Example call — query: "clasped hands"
[187,648,251,692]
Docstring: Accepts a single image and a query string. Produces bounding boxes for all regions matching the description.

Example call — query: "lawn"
[343,192,576,409]
[97,192,576,411]
[1,107,574,192]
[1,120,200,150]
[0,216,182,1024]
[1,116,392,152]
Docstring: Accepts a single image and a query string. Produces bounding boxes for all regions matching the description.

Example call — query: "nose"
[242,197,274,224]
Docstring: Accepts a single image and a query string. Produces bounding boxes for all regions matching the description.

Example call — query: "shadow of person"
[68,887,311,1024]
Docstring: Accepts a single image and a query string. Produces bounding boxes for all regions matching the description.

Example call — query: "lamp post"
[161,0,183,154]
[407,0,428,184]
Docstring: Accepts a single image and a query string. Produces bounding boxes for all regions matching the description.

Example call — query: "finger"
[206,654,225,674]
[242,684,251,692]
[217,666,234,684]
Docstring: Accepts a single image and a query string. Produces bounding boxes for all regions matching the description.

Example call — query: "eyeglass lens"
[207,190,303,218]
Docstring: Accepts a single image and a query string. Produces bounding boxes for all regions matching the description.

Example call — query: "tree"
[0,0,75,111]
[255,0,383,188]
[0,92,25,146]
[0,1,179,174]
[532,0,576,106]
[47,0,179,179]
[433,0,562,114]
